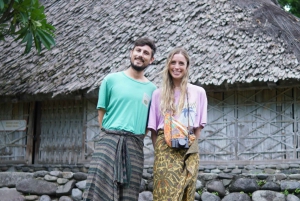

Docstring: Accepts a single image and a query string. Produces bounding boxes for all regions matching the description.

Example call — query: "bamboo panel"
[280,88,294,159]
[294,87,300,159]
[0,102,29,163]
[237,89,281,160]
[224,91,238,161]
[84,99,100,161]
[201,91,236,161]
[202,87,300,162]
[236,90,258,160]
[37,100,83,164]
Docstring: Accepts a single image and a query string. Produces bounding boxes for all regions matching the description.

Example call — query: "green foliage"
[197,190,220,196]
[240,191,253,197]
[0,0,55,54]
[282,189,289,196]
[281,188,300,195]
[197,189,203,195]
[256,180,266,187]
[278,0,300,18]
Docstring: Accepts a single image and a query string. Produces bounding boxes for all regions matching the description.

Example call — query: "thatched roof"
[1,0,300,98]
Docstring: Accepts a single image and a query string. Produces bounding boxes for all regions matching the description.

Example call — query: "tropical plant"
[0,0,55,54]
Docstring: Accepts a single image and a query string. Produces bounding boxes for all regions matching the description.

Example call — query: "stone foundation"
[1,163,300,201]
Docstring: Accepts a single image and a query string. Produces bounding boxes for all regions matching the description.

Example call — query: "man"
[84,37,157,201]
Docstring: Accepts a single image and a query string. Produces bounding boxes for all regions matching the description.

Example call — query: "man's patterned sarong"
[83,130,144,201]
[153,130,199,201]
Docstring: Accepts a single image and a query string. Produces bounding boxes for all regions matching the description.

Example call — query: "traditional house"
[1,0,300,166]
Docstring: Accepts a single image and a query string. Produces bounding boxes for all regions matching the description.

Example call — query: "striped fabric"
[83,131,144,201]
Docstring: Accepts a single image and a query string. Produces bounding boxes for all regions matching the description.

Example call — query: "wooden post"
[34,102,41,164]
[293,87,297,159]
[25,102,35,164]
[81,99,87,163]
[234,91,238,160]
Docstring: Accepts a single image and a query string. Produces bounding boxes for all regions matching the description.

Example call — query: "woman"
[147,48,207,201]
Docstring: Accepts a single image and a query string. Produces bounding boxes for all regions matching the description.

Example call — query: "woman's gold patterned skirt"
[153,130,200,201]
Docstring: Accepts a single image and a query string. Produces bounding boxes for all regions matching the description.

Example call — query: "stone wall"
[1,163,300,201]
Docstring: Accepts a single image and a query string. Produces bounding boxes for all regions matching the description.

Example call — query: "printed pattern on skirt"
[153,131,199,201]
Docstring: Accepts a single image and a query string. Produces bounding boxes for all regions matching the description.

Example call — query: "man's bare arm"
[98,108,106,128]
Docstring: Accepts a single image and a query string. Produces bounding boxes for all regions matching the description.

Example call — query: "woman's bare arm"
[194,127,202,139]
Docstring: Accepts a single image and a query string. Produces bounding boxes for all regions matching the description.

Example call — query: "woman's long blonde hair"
[160,48,190,116]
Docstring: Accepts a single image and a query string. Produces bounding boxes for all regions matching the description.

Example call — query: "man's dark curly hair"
[133,37,156,57]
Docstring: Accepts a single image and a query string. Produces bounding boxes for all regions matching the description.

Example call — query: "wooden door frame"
[24,102,35,164]
[34,102,42,164]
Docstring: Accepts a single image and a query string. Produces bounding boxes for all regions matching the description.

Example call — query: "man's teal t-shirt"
[97,72,156,134]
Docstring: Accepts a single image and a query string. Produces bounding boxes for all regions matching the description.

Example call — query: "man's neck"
[124,67,148,82]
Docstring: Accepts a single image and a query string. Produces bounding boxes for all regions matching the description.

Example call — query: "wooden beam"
[25,102,35,164]
[34,102,42,164]
[197,159,300,166]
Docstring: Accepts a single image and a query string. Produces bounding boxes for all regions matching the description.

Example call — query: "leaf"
[41,30,55,45]
[9,22,16,33]
[19,12,29,25]
[14,27,28,41]
[36,29,50,49]
[33,33,41,53]
[21,31,30,43]
[12,14,17,27]
[45,23,55,32]
[33,20,42,27]
[36,28,55,48]
[14,26,27,35]
[0,0,4,10]
[24,31,32,53]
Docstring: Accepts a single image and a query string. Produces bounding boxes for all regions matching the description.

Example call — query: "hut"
[1,0,300,166]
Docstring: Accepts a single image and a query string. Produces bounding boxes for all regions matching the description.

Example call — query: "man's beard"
[130,62,148,72]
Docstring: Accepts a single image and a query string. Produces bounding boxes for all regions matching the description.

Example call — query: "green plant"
[197,189,203,196]
[248,193,252,197]
[282,189,289,196]
[256,180,266,187]
[212,192,219,196]
[240,191,244,194]
[295,188,300,194]
[0,0,56,53]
